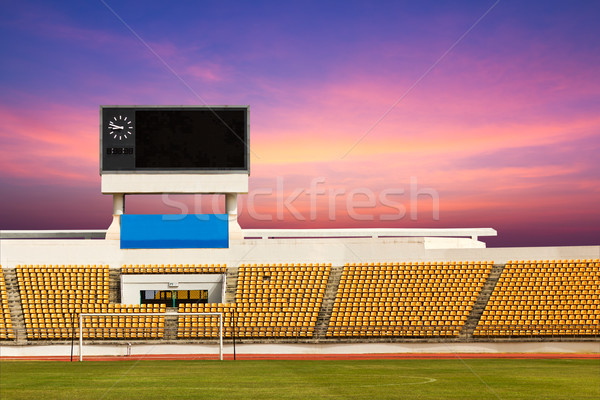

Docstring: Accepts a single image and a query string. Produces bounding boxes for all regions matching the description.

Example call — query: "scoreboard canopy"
[100,106,249,173]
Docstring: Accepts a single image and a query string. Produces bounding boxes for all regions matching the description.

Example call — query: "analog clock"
[108,114,134,140]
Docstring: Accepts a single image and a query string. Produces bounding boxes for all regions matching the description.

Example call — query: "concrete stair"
[224,269,238,303]
[109,268,121,303]
[163,307,179,340]
[313,265,342,338]
[3,268,27,344]
[461,263,506,338]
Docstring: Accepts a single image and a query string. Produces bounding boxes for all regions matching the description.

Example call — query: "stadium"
[1,107,598,380]
[1,2,599,399]
[1,108,599,400]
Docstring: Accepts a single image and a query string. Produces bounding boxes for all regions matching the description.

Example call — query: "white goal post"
[78,312,223,361]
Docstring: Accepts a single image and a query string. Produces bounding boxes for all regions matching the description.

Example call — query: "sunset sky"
[1,1,599,247]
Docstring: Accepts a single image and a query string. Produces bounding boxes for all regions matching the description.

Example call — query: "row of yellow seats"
[479,316,600,324]
[333,317,466,325]
[334,307,471,314]
[345,260,493,266]
[18,276,107,282]
[340,284,484,291]
[24,290,109,297]
[341,274,487,281]
[488,297,598,305]
[239,290,325,296]
[17,274,107,280]
[236,298,324,305]
[23,296,110,303]
[342,273,488,279]
[238,291,325,297]
[495,284,598,290]
[180,304,320,311]
[340,298,475,304]
[484,299,600,312]
[26,304,164,313]
[507,258,598,263]
[21,285,108,290]
[240,262,330,267]
[238,274,328,280]
[26,325,165,340]
[239,283,326,289]
[504,262,599,268]
[23,299,111,309]
[348,281,485,287]
[26,311,165,323]
[327,325,462,332]
[501,279,598,285]
[18,270,108,276]
[501,269,598,276]
[180,305,321,313]
[327,329,459,337]
[177,315,319,326]
[18,281,107,287]
[81,330,164,339]
[236,287,324,297]
[493,292,597,299]
[122,264,226,274]
[240,277,327,282]
[480,318,599,325]
[484,313,599,320]
[17,264,108,270]
[475,325,598,331]
[239,291,324,297]
[486,305,598,313]
[341,294,478,302]
[335,302,473,309]
[240,266,329,272]
[477,316,597,325]
[343,270,490,277]
[346,285,481,291]
[239,276,327,281]
[489,296,598,303]
[341,282,481,288]
[238,284,327,289]
[474,330,598,337]
[481,317,598,325]
[343,266,491,271]
[331,313,468,321]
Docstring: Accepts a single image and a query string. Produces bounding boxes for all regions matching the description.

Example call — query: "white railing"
[243,228,497,241]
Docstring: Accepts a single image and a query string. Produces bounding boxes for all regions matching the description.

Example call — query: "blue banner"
[120,214,229,249]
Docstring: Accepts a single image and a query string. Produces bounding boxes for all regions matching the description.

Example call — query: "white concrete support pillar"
[114,193,125,215]
[226,193,243,240]
[105,193,125,240]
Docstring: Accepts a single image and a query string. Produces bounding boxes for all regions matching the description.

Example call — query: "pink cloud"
[0,103,98,184]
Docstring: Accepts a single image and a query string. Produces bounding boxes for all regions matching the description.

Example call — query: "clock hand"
[109,124,124,129]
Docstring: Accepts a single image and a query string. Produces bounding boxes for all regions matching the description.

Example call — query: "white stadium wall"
[1,235,598,270]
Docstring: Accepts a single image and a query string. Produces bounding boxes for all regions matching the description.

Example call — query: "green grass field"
[1,359,599,399]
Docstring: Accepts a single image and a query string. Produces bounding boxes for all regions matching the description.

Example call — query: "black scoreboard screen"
[100,106,249,173]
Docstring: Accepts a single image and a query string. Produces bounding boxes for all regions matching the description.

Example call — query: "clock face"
[108,114,134,140]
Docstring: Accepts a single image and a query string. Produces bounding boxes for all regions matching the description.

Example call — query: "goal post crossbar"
[78,312,223,361]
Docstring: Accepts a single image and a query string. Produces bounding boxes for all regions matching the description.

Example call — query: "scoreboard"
[100,106,249,173]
